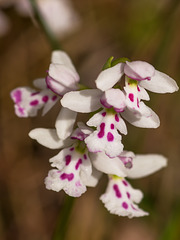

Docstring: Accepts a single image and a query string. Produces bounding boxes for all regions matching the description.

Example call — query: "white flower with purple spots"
[121,61,179,127]
[10,78,58,117]
[90,151,167,217]
[100,175,148,218]
[29,122,101,197]
[45,144,92,197]
[11,50,80,119]
[61,88,127,157]
[85,108,127,158]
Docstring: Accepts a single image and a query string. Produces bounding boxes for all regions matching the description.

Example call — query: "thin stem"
[29,0,61,50]
[52,196,75,240]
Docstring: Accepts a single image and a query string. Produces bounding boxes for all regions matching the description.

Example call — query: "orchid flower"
[89,151,167,218]
[29,122,101,197]
[121,60,179,126]
[11,50,79,118]
[11,51,79,140]
[10,78,58,117]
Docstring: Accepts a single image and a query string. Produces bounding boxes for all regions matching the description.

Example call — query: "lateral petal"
[55,107,77,140]
[121,104,160,128]
[29,128,72,149]
[95,63,124,91]
[126,154,167,179]
[61,89,102,113]
[139,70,179,93]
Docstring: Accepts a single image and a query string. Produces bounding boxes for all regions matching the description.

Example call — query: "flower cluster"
[11,51,178,218]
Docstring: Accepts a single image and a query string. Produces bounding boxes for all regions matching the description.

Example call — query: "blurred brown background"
[0,0,180,239]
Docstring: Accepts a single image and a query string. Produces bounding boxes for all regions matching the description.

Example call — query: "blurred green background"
[0,0,180,239]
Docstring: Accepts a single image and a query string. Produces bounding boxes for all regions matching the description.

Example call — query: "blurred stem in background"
[159,200,180,240]
[29,0,61,50]
[53,196,75,240]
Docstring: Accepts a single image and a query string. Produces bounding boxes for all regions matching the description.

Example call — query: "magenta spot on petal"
[31,91,40,96]
[122,202,128,209]
[83,154,87,160]
[65,155,71,165]
[75,158,82,170]
[107,132,114,142]
[18,107,25,115]
[42,95,49,103]
[13,90,22,103]
[128,93,134,102]
[98,122,105,138]
[52,95,58,101]
[70,147,74,151]
[131,204,137,210]
[115,114,119,122]
[137,98,139,108]
[113,184,121,198]
[137,86,140,92]
[110,123,114,129]
[75,181,81,187]
[102,112,106,117]
[30,100,39,106]
[122,180,128,186]
[60,173,74,181]
[126,192,130,199]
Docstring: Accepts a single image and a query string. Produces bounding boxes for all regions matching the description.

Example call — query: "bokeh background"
[0,0,180,239]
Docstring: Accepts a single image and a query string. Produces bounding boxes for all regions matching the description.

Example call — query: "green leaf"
[102,56,114,70]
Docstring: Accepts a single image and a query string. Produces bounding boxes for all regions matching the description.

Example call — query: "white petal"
[83,167,102,187]
[77,122,93,135]
[124,61,155,81]
[87,110,104,127]
[114,115,128,135]
[100,88,126,111]
[61,89,102,113]
[51,50,78,73]
[95,63,125,91]
[138,85,150,101]
[89,152,127,177]
[139,70,179,93]
[55,107,77,140]
[49,64,79,88]
[29,128,72,149]
[126,154,167,179]
[121,104,160,128]
[33,78,47,89]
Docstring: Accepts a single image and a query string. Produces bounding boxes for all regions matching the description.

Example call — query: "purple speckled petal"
[100,176,148,218]
[45,147,92,197]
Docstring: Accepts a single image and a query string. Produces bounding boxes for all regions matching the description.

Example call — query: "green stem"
[29,0,61,50]
[52,196,75,240]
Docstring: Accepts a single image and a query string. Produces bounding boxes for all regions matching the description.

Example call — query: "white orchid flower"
[29,122,101,197]
[10,78,58,117]
[90,151,167,218]
[11,51,80,140]
[121,60,179,126]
